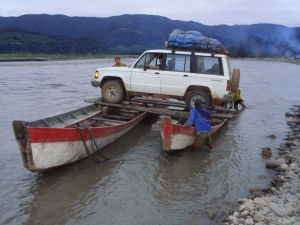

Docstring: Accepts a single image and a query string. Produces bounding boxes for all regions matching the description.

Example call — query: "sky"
[0,0,299,27]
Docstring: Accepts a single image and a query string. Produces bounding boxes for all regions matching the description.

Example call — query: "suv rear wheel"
[101,80,124,103]
[231,68,240,93]
[186,89,210,110]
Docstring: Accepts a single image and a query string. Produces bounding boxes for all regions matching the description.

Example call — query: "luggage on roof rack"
[166,29,228,54]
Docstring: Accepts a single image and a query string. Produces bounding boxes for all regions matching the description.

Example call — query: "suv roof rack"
[166,42,228,54]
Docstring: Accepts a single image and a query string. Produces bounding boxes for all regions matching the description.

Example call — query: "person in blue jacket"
[184,99,213,150]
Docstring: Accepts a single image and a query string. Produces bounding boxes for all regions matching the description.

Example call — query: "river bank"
[239,57,300,67]
[216,105,300,225]
[0,54,139,62]
[1,54,300,66]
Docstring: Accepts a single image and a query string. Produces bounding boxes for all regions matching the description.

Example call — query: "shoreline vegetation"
[0,53,140,62]
[1,53,299,66]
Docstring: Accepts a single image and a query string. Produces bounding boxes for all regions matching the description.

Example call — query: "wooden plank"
[93,118,126,123]
[103,121,125,126]
[211,113,233,118]
[213,107,236,113]
[211,118,224,123]
[46,110,101,128]
[104,115,132,120]
[131,98,236,113]
[85,99,191,118]
[130,98,186,108]
[84,99,233,119]
[77,120,96,128]
[119,110,139,118]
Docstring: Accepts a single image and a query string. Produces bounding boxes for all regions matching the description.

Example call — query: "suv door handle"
[155,72,159,74]
[183,75,189,77]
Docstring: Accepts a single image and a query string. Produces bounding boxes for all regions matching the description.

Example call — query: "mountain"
[0,27,104,54]
[0,14,299,57]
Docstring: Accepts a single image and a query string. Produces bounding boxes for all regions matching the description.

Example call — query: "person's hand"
[183,123,188,127]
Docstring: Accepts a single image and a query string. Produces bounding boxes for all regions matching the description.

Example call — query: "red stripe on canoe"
[28,113,146,143]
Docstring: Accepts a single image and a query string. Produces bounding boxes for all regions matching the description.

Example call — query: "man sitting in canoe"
[184,99,213,150]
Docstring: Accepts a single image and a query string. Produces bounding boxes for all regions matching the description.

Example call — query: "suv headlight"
[94,71,99,79]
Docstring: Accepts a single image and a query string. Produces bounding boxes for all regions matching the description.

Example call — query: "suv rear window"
[165,54,190,72]
[196,56,223,75]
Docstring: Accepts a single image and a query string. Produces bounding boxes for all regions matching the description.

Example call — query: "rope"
[75,125,110,164]
[75,119,136,164]
[85,126,110,160]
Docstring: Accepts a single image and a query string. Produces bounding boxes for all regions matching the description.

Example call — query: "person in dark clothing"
[146,55,163,70]
[184,99,213,150]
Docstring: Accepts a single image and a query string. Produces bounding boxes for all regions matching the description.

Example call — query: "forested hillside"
[0,27,104,54]
[0,14,299,57]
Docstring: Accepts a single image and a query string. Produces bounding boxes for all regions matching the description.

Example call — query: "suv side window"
[196,56,223,75]
[134,53,164,69]
[165,54,190,72]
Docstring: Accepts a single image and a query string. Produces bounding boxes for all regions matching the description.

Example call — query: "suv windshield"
[134,53,162,69]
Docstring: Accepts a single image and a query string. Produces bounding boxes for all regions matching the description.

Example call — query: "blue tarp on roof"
[167,29,227,53]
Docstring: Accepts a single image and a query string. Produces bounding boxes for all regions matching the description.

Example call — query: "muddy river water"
[0,58,299,224]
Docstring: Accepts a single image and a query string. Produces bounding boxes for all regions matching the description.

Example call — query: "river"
[0,58,299,224]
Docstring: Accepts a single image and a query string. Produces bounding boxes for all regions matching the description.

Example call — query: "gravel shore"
[222,105,300,225]
[285,59,300,66]
[203,105,300,224]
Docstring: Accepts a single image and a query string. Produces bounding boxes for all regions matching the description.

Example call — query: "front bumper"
[91,80,101,87]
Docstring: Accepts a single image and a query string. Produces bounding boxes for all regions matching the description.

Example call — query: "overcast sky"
[0,0,299,27]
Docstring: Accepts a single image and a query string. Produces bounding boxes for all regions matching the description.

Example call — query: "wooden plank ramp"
[131,97,236,113]
[84,99,233,119]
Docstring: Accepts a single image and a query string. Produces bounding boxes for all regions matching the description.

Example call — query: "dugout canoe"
[157,116,227,151]
[12,104,147,172]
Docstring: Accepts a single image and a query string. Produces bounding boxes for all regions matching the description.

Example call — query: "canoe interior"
[169,117,226,127]
[26,104,141,128]
[28,104,101,128]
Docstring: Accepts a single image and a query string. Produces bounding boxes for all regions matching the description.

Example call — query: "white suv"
[91,49,240,109]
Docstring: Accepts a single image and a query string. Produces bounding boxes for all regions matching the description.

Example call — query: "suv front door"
[131,53,163,94]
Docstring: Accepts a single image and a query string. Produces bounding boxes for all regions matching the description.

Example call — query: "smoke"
[230,25,300,58]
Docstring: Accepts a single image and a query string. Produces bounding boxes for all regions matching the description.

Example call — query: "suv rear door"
[191,55,228,98]
[160,53,191,96]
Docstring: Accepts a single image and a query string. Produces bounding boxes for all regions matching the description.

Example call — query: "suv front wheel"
[101,80,124,103]
[186,89,210,110]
